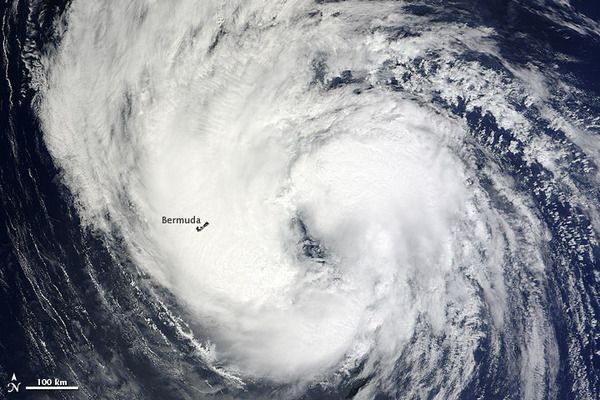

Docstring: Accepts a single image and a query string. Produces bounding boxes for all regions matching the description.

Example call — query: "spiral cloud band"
[32,0,599,398]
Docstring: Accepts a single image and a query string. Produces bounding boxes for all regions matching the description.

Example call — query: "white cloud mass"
[36,0,581,398]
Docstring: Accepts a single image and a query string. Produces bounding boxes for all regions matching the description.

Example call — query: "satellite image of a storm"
[1,1,600,399]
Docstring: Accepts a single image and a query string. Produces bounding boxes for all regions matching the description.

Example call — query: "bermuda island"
[162,216,210,231]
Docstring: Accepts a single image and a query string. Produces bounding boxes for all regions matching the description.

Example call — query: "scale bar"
[26,386,79,390]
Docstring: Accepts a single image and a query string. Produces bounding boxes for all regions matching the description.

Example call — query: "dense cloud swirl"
[23,0,599,399]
